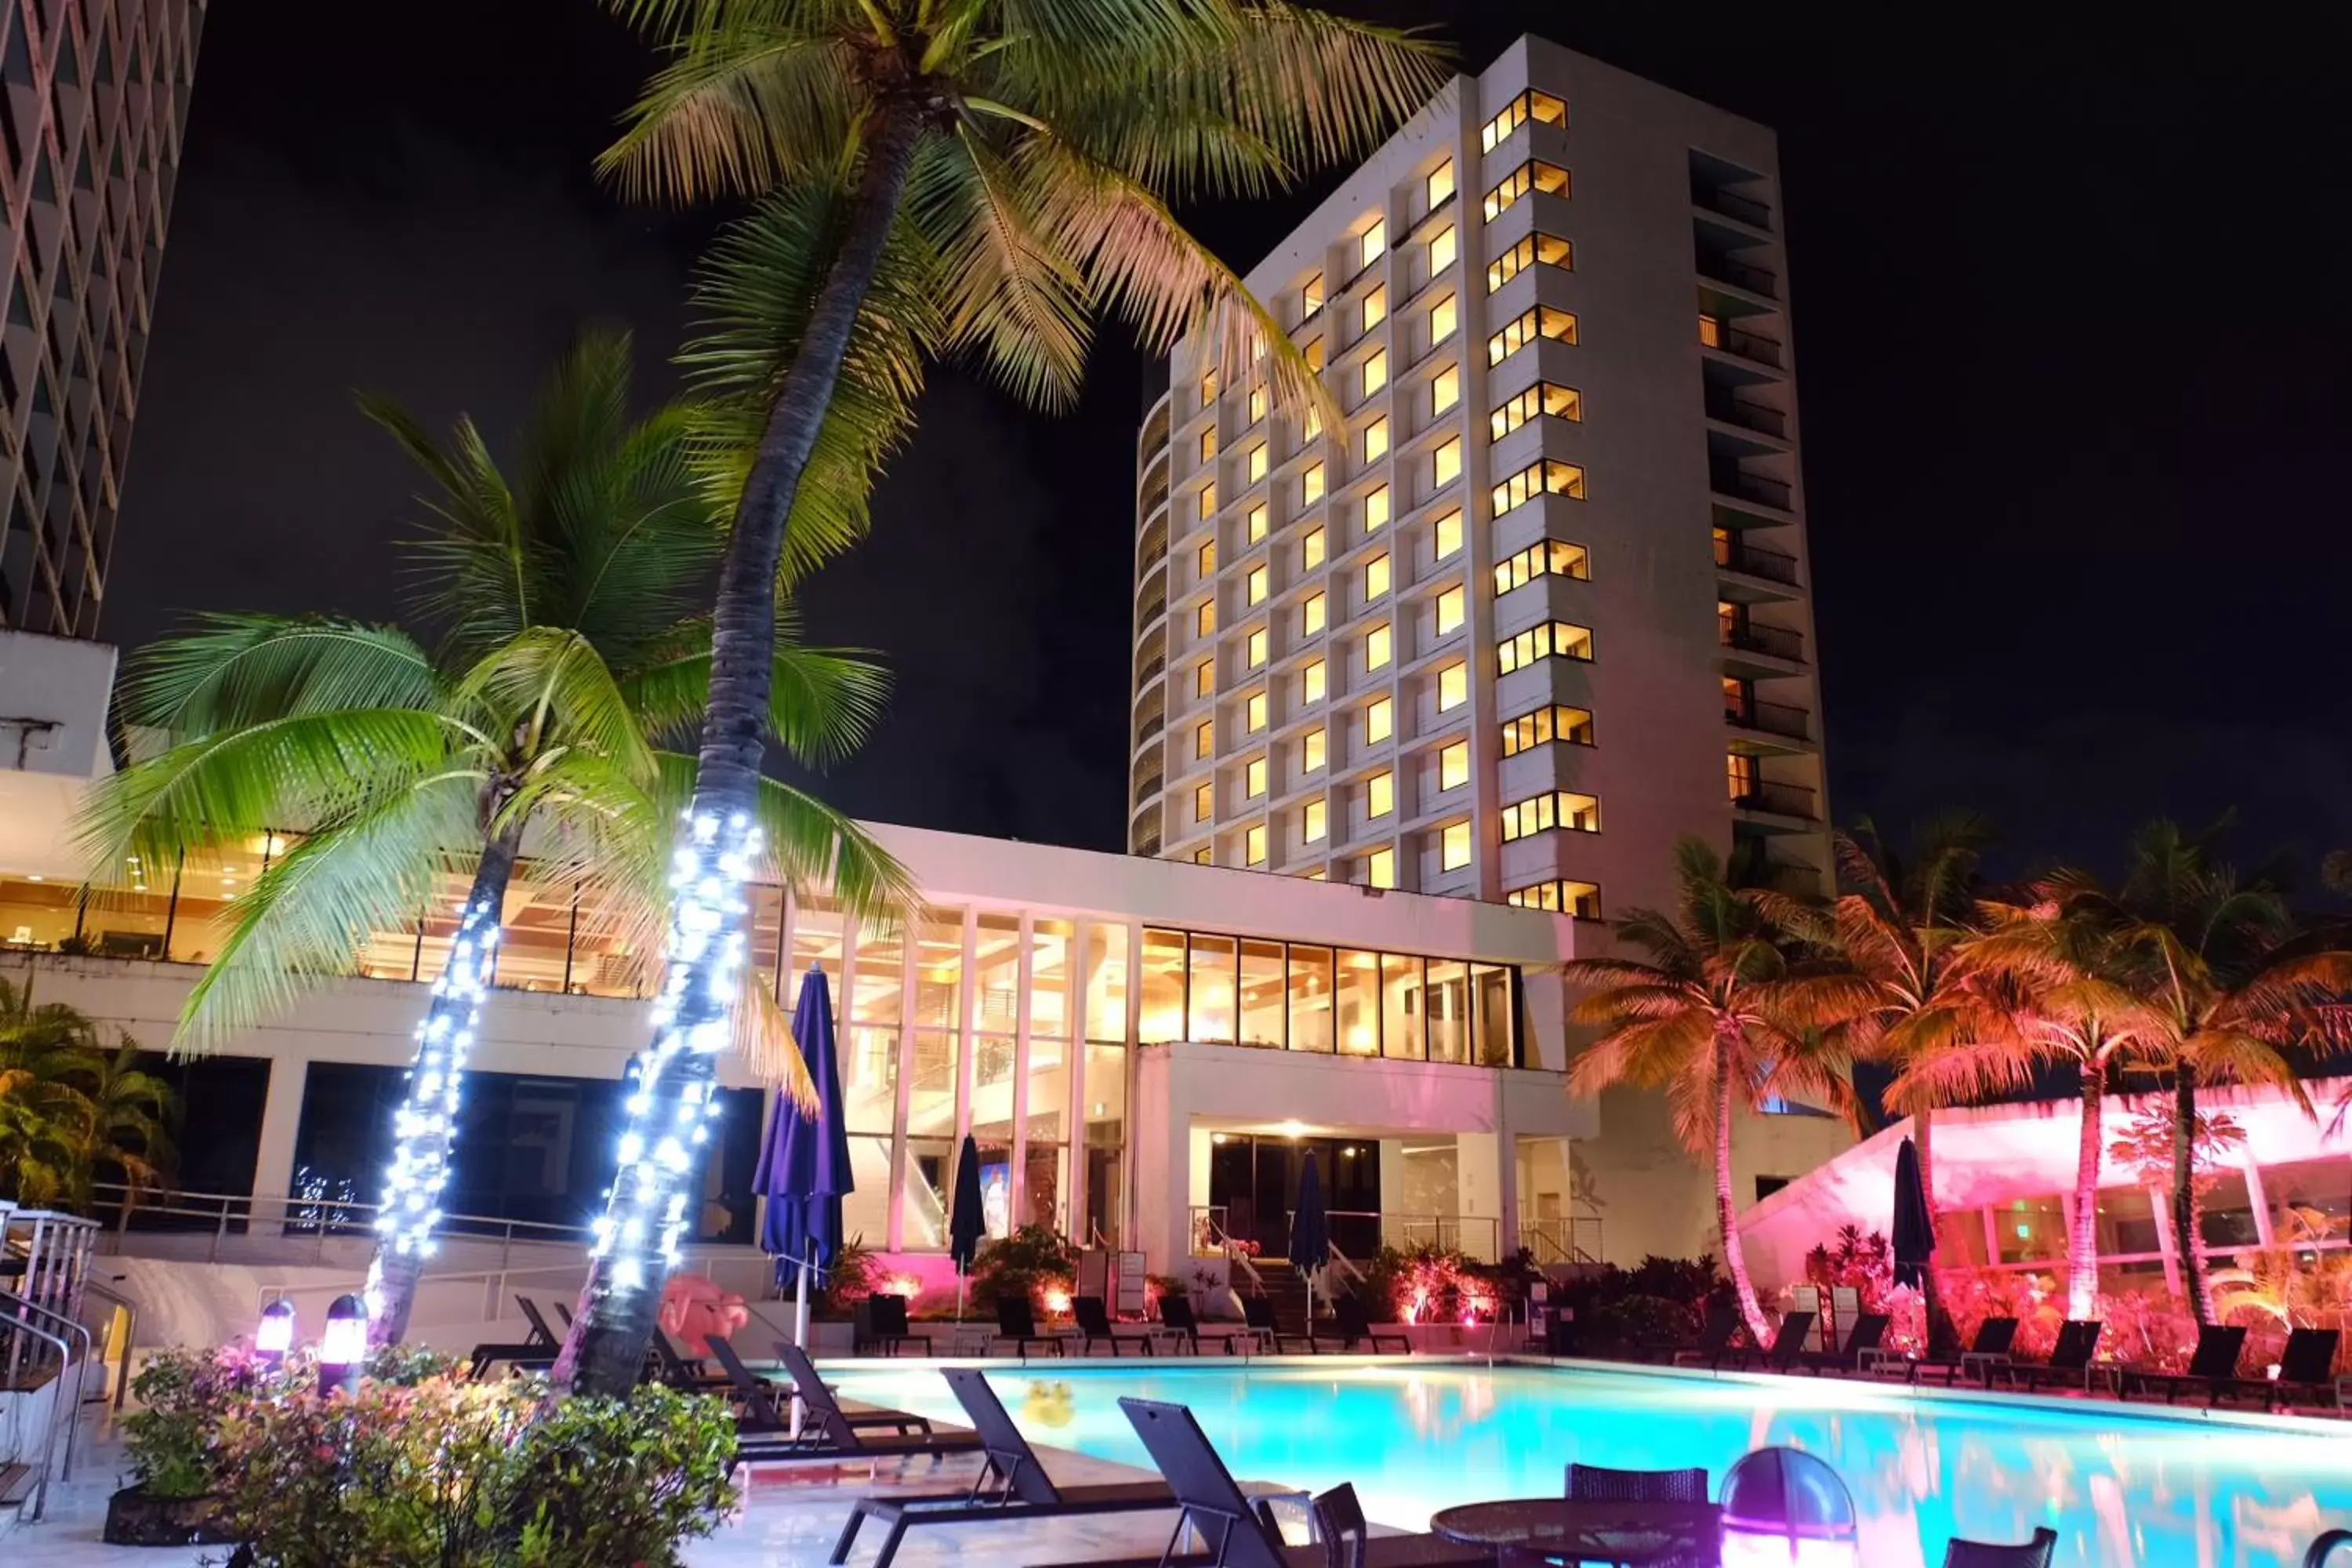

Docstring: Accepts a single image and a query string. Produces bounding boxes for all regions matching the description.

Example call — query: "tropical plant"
[76,332,910,1344]
[563,0,1451,1393]
[0,977,176,1210]
[1566,838,1875,1341]
[969,1223,1078,1312]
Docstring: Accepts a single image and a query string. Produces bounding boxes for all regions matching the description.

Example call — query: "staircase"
[1258,1269,1319,1328]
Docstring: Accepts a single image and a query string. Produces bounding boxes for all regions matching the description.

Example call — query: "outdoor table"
[1428,1497,1721,1566]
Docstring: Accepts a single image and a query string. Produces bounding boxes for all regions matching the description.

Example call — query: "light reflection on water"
[828,1361,2352,1567]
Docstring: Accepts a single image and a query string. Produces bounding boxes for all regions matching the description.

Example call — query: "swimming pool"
[828,1359,2352,1566]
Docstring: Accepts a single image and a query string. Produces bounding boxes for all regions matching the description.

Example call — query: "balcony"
[1709,466,1792,510]
[1134,834,1163,858]
[1134,653,1166,689]
[1133,771,1163,804]
[1693,182,1772,230]
[1726,697,1810,741]
[1137,590,1168,628]
[1719,616,1804,662]
[1734,779,1818,821]
[1714,532,1799,586]
[1697,314,1782,369]
[1703,390,1786,440]
[1134,711,1165,746]
[1697,249,1777,299]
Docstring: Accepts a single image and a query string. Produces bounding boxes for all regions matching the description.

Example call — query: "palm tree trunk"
[561,106,927,1397]
[1912,1105,1960,1358]
[2171,1062,2212,1323]
[1715,1028,1770,1344]
[2067,1063,2104,1320]
[365,822,524,1346]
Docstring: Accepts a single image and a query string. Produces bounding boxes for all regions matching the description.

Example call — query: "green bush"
[122,1345,305,1499]
[1579,1293,1699,1351]
[970,1224,1077,1311]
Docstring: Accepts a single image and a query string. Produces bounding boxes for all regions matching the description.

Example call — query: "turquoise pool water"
[829,1359,2352,1566]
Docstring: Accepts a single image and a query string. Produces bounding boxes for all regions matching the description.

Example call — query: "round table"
[1427,1497,1721,1566]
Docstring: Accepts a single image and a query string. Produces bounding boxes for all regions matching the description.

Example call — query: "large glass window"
[1139,928,1186,1043]
[1084,924,1128,1044]
[1475,964,1516,1067]
[1288,946,1334,1053]
[1337,949,1381,1056]
[1188,932,1238,1044]
[1426,959,1470,1064]
[1083,1044,1127,1246]
[851,919,903,1024]
[896,1138,955,1250]
[1382,954,1423,1060]
[907,912,963,1144]
[1240,938,1285,1047]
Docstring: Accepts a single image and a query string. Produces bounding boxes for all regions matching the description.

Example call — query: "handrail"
[0,1304,71,1520]
[0,1290,89,1482]
[89,1180,597,1266]
[1323,1240,1365,1286]
[1726,699,1810,740]
[80,1274,137,1410]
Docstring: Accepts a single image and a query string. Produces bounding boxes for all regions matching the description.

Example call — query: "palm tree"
[77,332,911,1343]
[563,0,1451,1392]
[0,977,178,1210]
[1566,839,1876,1342]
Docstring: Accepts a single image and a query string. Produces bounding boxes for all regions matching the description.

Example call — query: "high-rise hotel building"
[1127,36,1830,924]
[1,0,205,638]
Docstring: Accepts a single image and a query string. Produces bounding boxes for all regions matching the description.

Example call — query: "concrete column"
[1134,1047,1188,1269]
[1122,921,1145,1247]
[2241,1153,2274,1247]
[1377,1138,1407,1251]
[1066,918,1092,1247]
[252,1057,309,1224]
[954,906,978,1143]
[2147,1186,2182,1297]
[886,924,919,1251]
[1456,1131,1506,1261]
[1010,912,1035,1227]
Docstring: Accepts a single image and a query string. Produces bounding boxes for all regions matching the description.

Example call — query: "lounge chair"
[1998,1319,2107,1393]
[1157,1294,1253,1355]
[709,1334,938,1447]
[1072,1294,1158,1356]
[1668,1301,1741,1367]
[1802,1311,1889,1374]
[467,1341,555,1379]
[1943,1527,2057,1566]
[514,1294,561,1348]
[2124,1323,2248,1405]
[1725,1310,1815,1374]
[738,1341,984,1462]
[860,1293,935,1358]
[650,1328,735,1391]
[1319,1294,1409,1354]
[1880,1316,2020,1386]
[828,1368,1305,1568]
[2230,1327,2345,1412]
[1564,1463,1711,1567]
[993,1295,1069,1357]
[1242,1294,1319,1353]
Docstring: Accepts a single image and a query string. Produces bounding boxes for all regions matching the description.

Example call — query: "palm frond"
[458,630,659,789]
[601,16,862,202]
[118,615,443,739]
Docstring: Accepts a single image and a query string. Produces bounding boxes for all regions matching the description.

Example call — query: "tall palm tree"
[564,0,1451,1392]
[77,332,911,1343]
[2056,822,2352,1323]
[1566,839,1876,1342]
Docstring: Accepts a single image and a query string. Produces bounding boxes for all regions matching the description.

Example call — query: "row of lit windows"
[1490,381,1582,440]
[1497,619,1595,674]
[1487,232,1572,295]
[1500,704,1595,757]
[1494,539,1591,595]
[1489,304,1577,367]
[1500,789,1601,841]
[1507,879,1602,919]
[1481,89,1567,153]
[1494,459,1586,517]
[1484,159,1570,223]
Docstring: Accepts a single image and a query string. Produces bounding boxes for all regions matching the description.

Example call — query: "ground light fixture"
[254,1299,296,1367]
[1717,1446,1859,1566]
[318,1294,368,1396]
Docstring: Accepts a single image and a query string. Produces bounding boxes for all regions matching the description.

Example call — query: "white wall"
[0,629,115,779]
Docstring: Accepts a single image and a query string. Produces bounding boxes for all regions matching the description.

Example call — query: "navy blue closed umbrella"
[948,1133,985,1319]
[752,966,852,1346]
[1891,1135,1935,1290]
[1288,1153,1330,1319]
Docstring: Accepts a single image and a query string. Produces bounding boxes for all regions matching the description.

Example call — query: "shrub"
[122,1345,305,1499]
[971,1225,1077,1311]
[1580,1293,1699,1352]
[815,1235,877,1319]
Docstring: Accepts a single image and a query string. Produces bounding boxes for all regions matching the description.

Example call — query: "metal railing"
[89,1181,597,1272]
[1518,1216,1604,1267]
[1710,467,1792,510]
[1134,712,1165,745]
[1713,533,1799,583]
[0,1305,72,1521]
[1188,1206,1266,1290]
[1735,779,1820,820]
[1132,772,1163,804]
[1693,183,1772,229]
[1726,699,1810,740]
[1697,316,1782,369]
[1703,393,1787,439]
[1697,251,1777,299]
[1134,653,1166,688]
[1719,618,1805,661]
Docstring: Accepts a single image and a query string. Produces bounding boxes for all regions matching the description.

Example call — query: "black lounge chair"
[467,1341,555,1379]
[1802,1311,1890,1374]
[514,1294,561,1348]
[1999,1319,2107,1393]
[993,1295,1069,1357]
[2210,1326,2342,1411]
[1242,1294,1319,1353]
[737,1341,984,1461]
[1887,1316,2020,1386]
[1320,1293,1409,1354]
[1157,1294,1252,1355]
[1565,1461,1711,1566]
[1668,1301,1740,1367]
[1943,1526,2057,1566]
[649,1328,735,1391]
[2125,1323,2248,1404]
[860,1293,934,1357]
[1073,1294,1159,1355]
[709,1334,935,1448]
[1085,1397,1495,1567]
[1724,1310,1815,1374]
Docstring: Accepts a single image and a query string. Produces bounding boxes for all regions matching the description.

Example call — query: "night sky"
[106,2,2352,886]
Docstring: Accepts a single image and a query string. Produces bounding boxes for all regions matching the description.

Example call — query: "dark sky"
[107,2,2352,884]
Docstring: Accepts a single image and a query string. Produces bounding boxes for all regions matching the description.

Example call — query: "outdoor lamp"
[318,1293,368,1397]
[1718,1446,1859,1568]
[255,1299,296,1367]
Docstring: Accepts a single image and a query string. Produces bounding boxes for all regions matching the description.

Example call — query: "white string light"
[588,809,759,1296]
[363,895,498,1323]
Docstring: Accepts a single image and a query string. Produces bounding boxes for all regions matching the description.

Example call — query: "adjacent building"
[1,0,205,638]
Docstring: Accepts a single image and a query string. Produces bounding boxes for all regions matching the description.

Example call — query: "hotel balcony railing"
[1726,698,1811,740]
[1719,619,1805,661]
[1135,653,1167,688]
[1735,779,1818,819]
[1138,531,1169,576]
[1134,834,1163,857]
[1710,467,1792,510]
[1697,251,1777,299]
[1137,591,1167,627]
[1715,533,1799,584]
[1703,392,1787,439]
[1693,183,1772,229]
[1133,771,1163,804]
[1698,315,1784,369]
[1134,712,1165,745]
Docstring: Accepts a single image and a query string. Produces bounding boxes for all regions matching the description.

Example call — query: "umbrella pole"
[791,1258,811,1439]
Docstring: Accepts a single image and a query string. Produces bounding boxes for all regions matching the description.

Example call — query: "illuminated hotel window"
[1494,539,1592,593]
[1198,539,1217,575]
[1363,282,1388,333]
[1362,349,1388,398]
[1246,627,1269,669]
[1306,337,1327,372]
[1437,661,1468,711]
[1199,427,1215,462]
[1194,782,1214,821]
[1488,303,1578,363]
[1430,292,1457,343]
[1201,369,1219,407]
[1305,868,1327,881]
[1195,660,1214,698]
[1363,417,1389,463]
[1365,622,1392,671]
[1359,220,1386,272]
[1302,271,1325,318]
[1501,705,1595,756]
[1246,756,1269,797]
[1500,789,1601,840]
[1194,846,1214,865]
[1427,158,1455,207]
[1248,384,1269,423]
[1364,484,1392,533]
[1195,601,1216,637]
[1429,224,1457,273]
[1508,879,1602,919]
[1433,437,1462,488]
[1195,718,1214,757]
[1483,159,1570,223]
[1436,584,1465,635]
[1304,404,1323,443]
[1434,509,1463,560]
[1303,463,1327,505]
[1246,691,1268,732]
[1486,234,1573,295]
[1304,800,1328,842]
[1247,564,1269,605]
[1246,823,1268,866]
[1492,459,1585,517]
[1366,848,1396,890]
[1480,88,1566,153]
[1442,820,1472,871]
[1200,482,1218,520]
[1490,382,1583,440]
[1247,503,1269,543]
[1304,659,1327,703]
[1303,727,1327,771]
[1439,740,1470,790]
[1432,365,1460,415]
[1497,620,1594,673]
[1303,593,1327,636]
[1366,696,1393,744]
[1304,525,1327,569]
[1247,443,1269,482]
[1363,552,1391,601]
[1367,770,1395,818]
